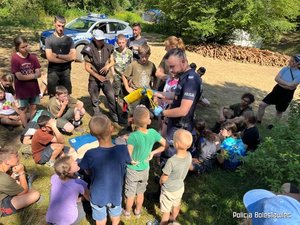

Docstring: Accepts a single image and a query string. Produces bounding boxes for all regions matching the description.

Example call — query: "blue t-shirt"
[169,69,201,129]
[279,66,300,83]
[220,137,246,170]
[79,144,130,206]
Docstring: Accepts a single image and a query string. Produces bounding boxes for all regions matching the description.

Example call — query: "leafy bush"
[0,0,44,28]
[64,8,87,21]
[41,0,66,16]
[113,11,143,24]
[239,99,300,191]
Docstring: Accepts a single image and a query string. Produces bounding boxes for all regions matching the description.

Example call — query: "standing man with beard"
[155,48,202,162]
[81,30,119,123]
[45,15,76,97]
[127,23,147,60]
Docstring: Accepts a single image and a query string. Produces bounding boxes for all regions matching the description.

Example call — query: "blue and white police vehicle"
[39,13,133,61]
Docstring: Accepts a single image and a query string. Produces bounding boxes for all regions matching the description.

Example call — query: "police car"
[39,13,133,61]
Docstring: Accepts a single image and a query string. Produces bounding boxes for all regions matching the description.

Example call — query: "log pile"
[186,44,290,67]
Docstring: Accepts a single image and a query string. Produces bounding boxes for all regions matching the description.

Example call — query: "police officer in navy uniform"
[159,48,202,161]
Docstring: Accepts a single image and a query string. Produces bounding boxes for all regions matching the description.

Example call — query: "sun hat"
[92,29,105,40]
[294,54,300,63]
[243,189,300,225]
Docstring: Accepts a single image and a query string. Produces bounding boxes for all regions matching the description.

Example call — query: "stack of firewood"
[186,44,290,67]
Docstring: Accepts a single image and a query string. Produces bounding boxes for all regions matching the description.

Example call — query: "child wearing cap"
[257,54,300,123]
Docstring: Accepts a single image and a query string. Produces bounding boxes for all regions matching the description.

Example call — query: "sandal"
[134,209,142,218]
[122,209,131,218]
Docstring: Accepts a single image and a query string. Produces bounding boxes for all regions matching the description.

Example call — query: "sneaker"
[27,173,37,189]
[45,160,55,167]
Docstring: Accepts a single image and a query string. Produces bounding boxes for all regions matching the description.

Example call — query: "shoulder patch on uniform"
[85,46,91,52]
[188,75,194,79]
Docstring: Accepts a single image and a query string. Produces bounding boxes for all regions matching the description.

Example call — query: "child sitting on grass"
[191,118,219,174]
[48,85,85,134]
[151,129,193,225]
[46,156,89,225]
[31,115,71,167]
[124,105,167,218]
[79,115,131,225]
[0,86,22,129]
[0,74,15,96]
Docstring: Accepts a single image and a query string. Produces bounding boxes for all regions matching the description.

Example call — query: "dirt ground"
[0,31,298,147]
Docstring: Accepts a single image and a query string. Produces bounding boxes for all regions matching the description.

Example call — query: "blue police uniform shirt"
[169,69,202,128]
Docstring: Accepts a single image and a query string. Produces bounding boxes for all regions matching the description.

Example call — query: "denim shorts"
[18,96,40,108]
[0,196,17,217]
[90,202,122,221]
[38,145,70,164]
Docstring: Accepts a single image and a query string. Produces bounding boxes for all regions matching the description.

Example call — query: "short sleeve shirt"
[123,60,156,89]
[113,48,133,76]
[79,145,130,206]
[31,129,54,163]
[127,37,147,60]
[0,93,16,115]
[279,66,300,84]
[229,103,252,117]
[82,43,114,80]
[11,53,41,99]
[45,34,75,71]
[162,152,192,192]
[46,175,88,225]
[127,129,162,171]
[48,96,77,117]
[0,172,23,216]
[169,69,201,126]
[220,137,246,170]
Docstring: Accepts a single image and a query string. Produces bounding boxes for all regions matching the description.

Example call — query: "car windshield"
[65,18,94,32]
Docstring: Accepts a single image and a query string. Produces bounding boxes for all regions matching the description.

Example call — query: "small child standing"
[79,115,131,225]
[46,156,89,225]
[158,129,193,225]
[48,85,85,133]
[124,106,167,217]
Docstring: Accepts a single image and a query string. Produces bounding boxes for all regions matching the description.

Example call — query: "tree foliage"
[158,0,300,43]
[239,99,300,191]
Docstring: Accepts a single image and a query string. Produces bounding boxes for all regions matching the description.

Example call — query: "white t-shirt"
[0,93,16,115]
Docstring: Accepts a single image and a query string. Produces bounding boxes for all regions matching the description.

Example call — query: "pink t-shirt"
[11,53,41,99]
